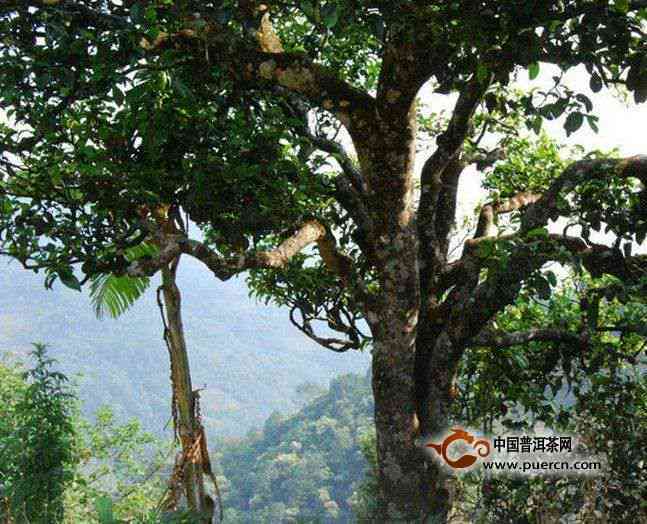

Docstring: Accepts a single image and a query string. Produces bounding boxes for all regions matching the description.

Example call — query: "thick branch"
[441,155,647,306]
[126,220,357,285]
[446,251,543,346]
[418,76,490,292]
[470,328,581,348]
[548,235,647,282]
[296,123,364,193]
[419,157,467,301]
[276,90,368,199]
[180,220,326,279]
[474,192,542,239]
[144,23,375,126]
[126,235,184,278]
[448,233,647,347]
[419,76,491,189]
[276,96,376,262]
[433,157,466,261]
[523,155,647,231]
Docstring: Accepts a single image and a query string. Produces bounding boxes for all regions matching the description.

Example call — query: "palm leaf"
[90,273,150,319]
[89,243,158,319]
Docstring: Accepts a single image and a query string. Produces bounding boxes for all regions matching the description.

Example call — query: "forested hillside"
[0,258,369,437]
[217,372,374,523]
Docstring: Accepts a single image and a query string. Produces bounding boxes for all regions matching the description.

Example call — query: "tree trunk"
[357,98,459,521]
[416,323,463,522]
[372,332,428,520]
[372,328,457,522]
[160,262,209,521]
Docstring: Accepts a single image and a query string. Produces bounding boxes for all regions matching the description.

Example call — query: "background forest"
[2,328,645,523]
[0,260,369,437]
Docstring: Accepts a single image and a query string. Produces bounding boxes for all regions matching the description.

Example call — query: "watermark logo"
[425,427,491,469]
[422,427,604,476]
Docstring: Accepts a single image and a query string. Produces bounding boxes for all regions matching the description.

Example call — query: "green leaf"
[476,241,495,259]
[94,496,114,524]
[59,270,82,292]
[477,63,489,83]
[576,93,593,112]
[528,62,540,80]
[321,3,339,28]
[300,0,315,18]
[614,0,630,13]
[89,244,155,318]
[545,270,557,287]
[564,111,584,136]
[626,56,644,90]
[586,115,599,133]
[588,299,599,330]
[510,352,529,369]
[529,116,542,135]
[589,72,603,93]
[130,2,144,24]
[526,227,549,239]
[112,87,124,106]
[172,77,192,99]
[90,274,150,319]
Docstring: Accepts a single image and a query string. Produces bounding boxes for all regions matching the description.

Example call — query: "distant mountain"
[0,257,370,438]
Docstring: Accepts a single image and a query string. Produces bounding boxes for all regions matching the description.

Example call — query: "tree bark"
[358,93,462,521]
[416,323,462,522]
[371,325,459,521]
[160,261,209,521]
[372,333,430,520]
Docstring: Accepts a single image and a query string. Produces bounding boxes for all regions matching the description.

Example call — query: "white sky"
[417,64,647,221]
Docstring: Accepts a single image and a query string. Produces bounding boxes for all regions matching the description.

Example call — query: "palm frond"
[89,243,158,319]
[90,273,151,319]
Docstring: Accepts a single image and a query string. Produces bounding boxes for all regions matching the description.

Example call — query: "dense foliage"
[3,0,647,519]
[0,350,209,523]
[450,275,647,523]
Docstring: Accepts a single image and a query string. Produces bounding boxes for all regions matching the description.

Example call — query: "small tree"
[0,344,77,523]
[64,405,172,523]
[89,249,222,522]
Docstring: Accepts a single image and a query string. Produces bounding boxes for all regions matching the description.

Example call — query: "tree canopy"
[2,1,647,520]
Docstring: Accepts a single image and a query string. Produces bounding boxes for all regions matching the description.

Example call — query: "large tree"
[2,1,647,520]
